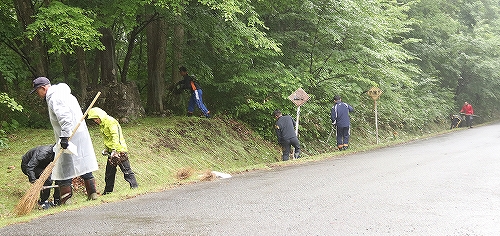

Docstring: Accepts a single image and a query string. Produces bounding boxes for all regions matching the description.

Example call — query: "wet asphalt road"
[2,123,500,235]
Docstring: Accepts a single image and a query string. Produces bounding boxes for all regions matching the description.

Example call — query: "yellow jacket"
[88,107,128,152]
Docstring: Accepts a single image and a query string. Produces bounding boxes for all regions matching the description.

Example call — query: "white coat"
[46,83,98,180]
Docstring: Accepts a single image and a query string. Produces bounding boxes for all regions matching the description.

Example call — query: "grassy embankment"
[0,116,456,227]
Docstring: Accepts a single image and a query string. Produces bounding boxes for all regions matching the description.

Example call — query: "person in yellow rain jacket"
[87,107,138,195]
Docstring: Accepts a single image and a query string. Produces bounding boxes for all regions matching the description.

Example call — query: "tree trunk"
[61,54,70,83]
[0,71,7,92]
[167,21,186,113]
[89,50,100,85]
[99,28,118,84]
[121,14,158,83]
[121,28,138,84]
[85,28,145,121]
[13,0,49,77]
[76,47,89,102]
[172,21,184,84]
[146,17,167,114]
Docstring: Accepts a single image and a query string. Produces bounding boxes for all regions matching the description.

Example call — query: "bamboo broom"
[14,92,101,216]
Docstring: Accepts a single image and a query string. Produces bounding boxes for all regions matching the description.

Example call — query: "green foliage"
[0,0,22,44]
[26,1,104,54]
[404,0,500,120]
[179,0,281,56]
[208,62,301,140]
[1,0,500,147]
[242,0,437,141]
[0,49,30,84]
[0,93,23,149]
[0,93,22,113]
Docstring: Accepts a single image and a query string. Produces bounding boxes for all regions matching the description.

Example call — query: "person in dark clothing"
[176,66,211,118]
[21,144,60,209]
[273,109,301,161]
[331,95,354,151]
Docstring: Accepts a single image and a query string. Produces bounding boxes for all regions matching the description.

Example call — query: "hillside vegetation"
[0,115,455,227]
[0,116,282,226]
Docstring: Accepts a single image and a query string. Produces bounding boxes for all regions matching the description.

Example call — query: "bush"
[0,93,23,150]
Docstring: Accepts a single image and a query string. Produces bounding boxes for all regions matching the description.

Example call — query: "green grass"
[0,116,464,227]
[0,116,282,226]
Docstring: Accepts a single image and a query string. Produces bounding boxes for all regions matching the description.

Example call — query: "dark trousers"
[104,158,138,193]
[40,178,59,203]
[465,115,473,127]
[336,126,350,148]
[34,168,59,203]
[281,137,300,161]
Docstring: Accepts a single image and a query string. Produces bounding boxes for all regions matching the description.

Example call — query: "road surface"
[1,123,500,235]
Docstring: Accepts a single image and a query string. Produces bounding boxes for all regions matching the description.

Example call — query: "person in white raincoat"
[31,77,99,203]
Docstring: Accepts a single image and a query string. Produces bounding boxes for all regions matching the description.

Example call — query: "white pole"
[374,100,379,144]
[293,106,301,160]
[295,106,300,136]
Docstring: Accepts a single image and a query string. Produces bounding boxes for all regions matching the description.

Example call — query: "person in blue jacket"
[331,95,354,151]
[176,66,211,118]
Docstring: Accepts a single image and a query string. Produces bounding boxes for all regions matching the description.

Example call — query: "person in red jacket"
[460,101,474,128]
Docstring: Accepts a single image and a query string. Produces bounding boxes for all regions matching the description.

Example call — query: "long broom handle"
[49,91,101,170]
[70,91,101,140]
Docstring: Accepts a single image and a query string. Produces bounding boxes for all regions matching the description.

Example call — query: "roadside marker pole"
[367,87,383,144]
[288,88,310,159]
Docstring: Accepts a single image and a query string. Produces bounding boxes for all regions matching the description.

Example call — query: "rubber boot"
[84,178,98,200]
[59,185,73,205]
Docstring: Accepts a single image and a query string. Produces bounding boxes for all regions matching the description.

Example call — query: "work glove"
[60,137,69,149]
[108,150,120,166]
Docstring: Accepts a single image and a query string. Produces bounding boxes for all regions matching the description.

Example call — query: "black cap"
[30,77,51,94]
[273,109,282,117]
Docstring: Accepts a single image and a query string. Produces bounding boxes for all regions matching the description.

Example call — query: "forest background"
[1,0,500,149]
